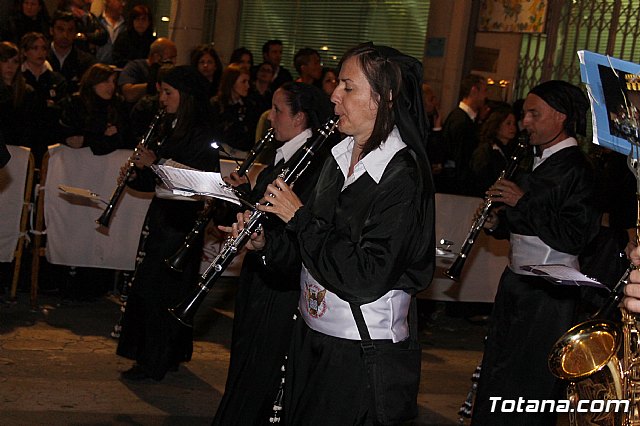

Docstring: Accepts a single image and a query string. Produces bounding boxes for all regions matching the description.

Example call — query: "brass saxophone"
[548,146,640,425]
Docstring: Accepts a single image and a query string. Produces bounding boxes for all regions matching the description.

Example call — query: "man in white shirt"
[96,0,126,64]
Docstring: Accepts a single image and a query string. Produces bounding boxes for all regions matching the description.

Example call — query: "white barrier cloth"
[45,145,153,269]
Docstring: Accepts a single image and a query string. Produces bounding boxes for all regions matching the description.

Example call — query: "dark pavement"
[0,277,488,426]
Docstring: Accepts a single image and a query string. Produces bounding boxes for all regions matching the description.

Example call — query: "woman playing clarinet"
[213,81,335,424]
[223,43,435,425]
[116,65,219,381]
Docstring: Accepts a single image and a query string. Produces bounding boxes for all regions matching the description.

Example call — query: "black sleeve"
[0,132,10,168]
[287,157,430,304]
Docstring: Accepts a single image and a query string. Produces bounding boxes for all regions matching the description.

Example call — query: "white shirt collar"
[331,126,407,185]
[274,128,312,165]
[532,137,578,170]
[459,101,477,121]
[22,60,53,76]
[51,42,70,66]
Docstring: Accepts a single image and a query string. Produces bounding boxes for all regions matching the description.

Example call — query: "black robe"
[441,107,479,195]
[212,131,335,425]
[262,145,434,425]
[116,122,219,381]
[472,145,601,426]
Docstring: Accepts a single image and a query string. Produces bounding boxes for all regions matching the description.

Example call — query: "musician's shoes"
[120,364,150,381]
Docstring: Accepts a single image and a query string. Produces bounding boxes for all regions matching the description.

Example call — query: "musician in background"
[472,80,601,425]
[225,43,435,424]
[212,82,334,425]
[116,65,219,381]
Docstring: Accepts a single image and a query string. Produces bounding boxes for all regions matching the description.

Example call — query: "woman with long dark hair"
[116,65,220,382]
[0,41,38,150]
[3,0,51,44]
[190,44,222,99]
[470,105,519,194]
[58,63,132,155]
[210,64,259,156]
[111,4,156,68]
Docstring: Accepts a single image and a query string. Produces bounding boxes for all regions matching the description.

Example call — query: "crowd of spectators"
[0,0,338,300]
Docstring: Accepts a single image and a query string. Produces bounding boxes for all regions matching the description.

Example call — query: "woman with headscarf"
[116,65,220,382]
[212,81,336,425]
[471,80,601,426]
[223,43,435,425]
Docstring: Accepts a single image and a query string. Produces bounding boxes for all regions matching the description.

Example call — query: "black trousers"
[471,268,578,426]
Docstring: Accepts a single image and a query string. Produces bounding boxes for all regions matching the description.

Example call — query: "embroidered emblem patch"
[304,282,327,318]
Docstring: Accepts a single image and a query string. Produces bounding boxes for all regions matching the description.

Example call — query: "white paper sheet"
[152,164,240,205]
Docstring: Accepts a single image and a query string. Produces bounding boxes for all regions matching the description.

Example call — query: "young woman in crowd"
[190,44,223,99]
[111,4,156,68]
[470,105,519,194]
[3,0,51,44]
[213,82,335,425]
[229,47,253,71]
[248,61,274,113]
[319,66,338,98]
[20,31,66,164]
[210,64,259,156]
[58,63,132,155]
[224,43,435,425]
[0,41,39,150]
[116,65,220,382]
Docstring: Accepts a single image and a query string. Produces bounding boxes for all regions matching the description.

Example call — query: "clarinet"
[444,133,529,281]
[96,109,166,228]
[169,116,340,327]
[165,129,275,272]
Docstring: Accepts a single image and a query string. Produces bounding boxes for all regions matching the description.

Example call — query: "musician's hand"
[117,163,135,185]
[487,178,524,208]
[217,210,265,251]
[223,171,249,188]
[66,135,84,148]
[478,204,503,230]
[257,177,303,223]
[104,124,118,137]
[621,245,640,313]
[132,144,156,168]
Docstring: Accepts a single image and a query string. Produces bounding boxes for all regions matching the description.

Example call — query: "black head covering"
[163,65,207,96]
[528,80,589,137]
[368,44,431,177]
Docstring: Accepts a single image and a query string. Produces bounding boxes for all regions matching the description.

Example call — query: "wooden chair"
[0,146,35,301]
[30,149,49,307]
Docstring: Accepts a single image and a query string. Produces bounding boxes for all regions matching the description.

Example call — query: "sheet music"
[520,264,608,289]
[152,164,240,205]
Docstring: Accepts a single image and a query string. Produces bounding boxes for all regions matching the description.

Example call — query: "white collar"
[459,101,477,121]
[532,137,578,170]
[22,60,53,75]
[331,127,406,184]
[274,128,312,165]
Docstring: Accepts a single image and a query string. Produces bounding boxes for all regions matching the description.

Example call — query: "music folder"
[520,264,609,289]
[151,163,240,205]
